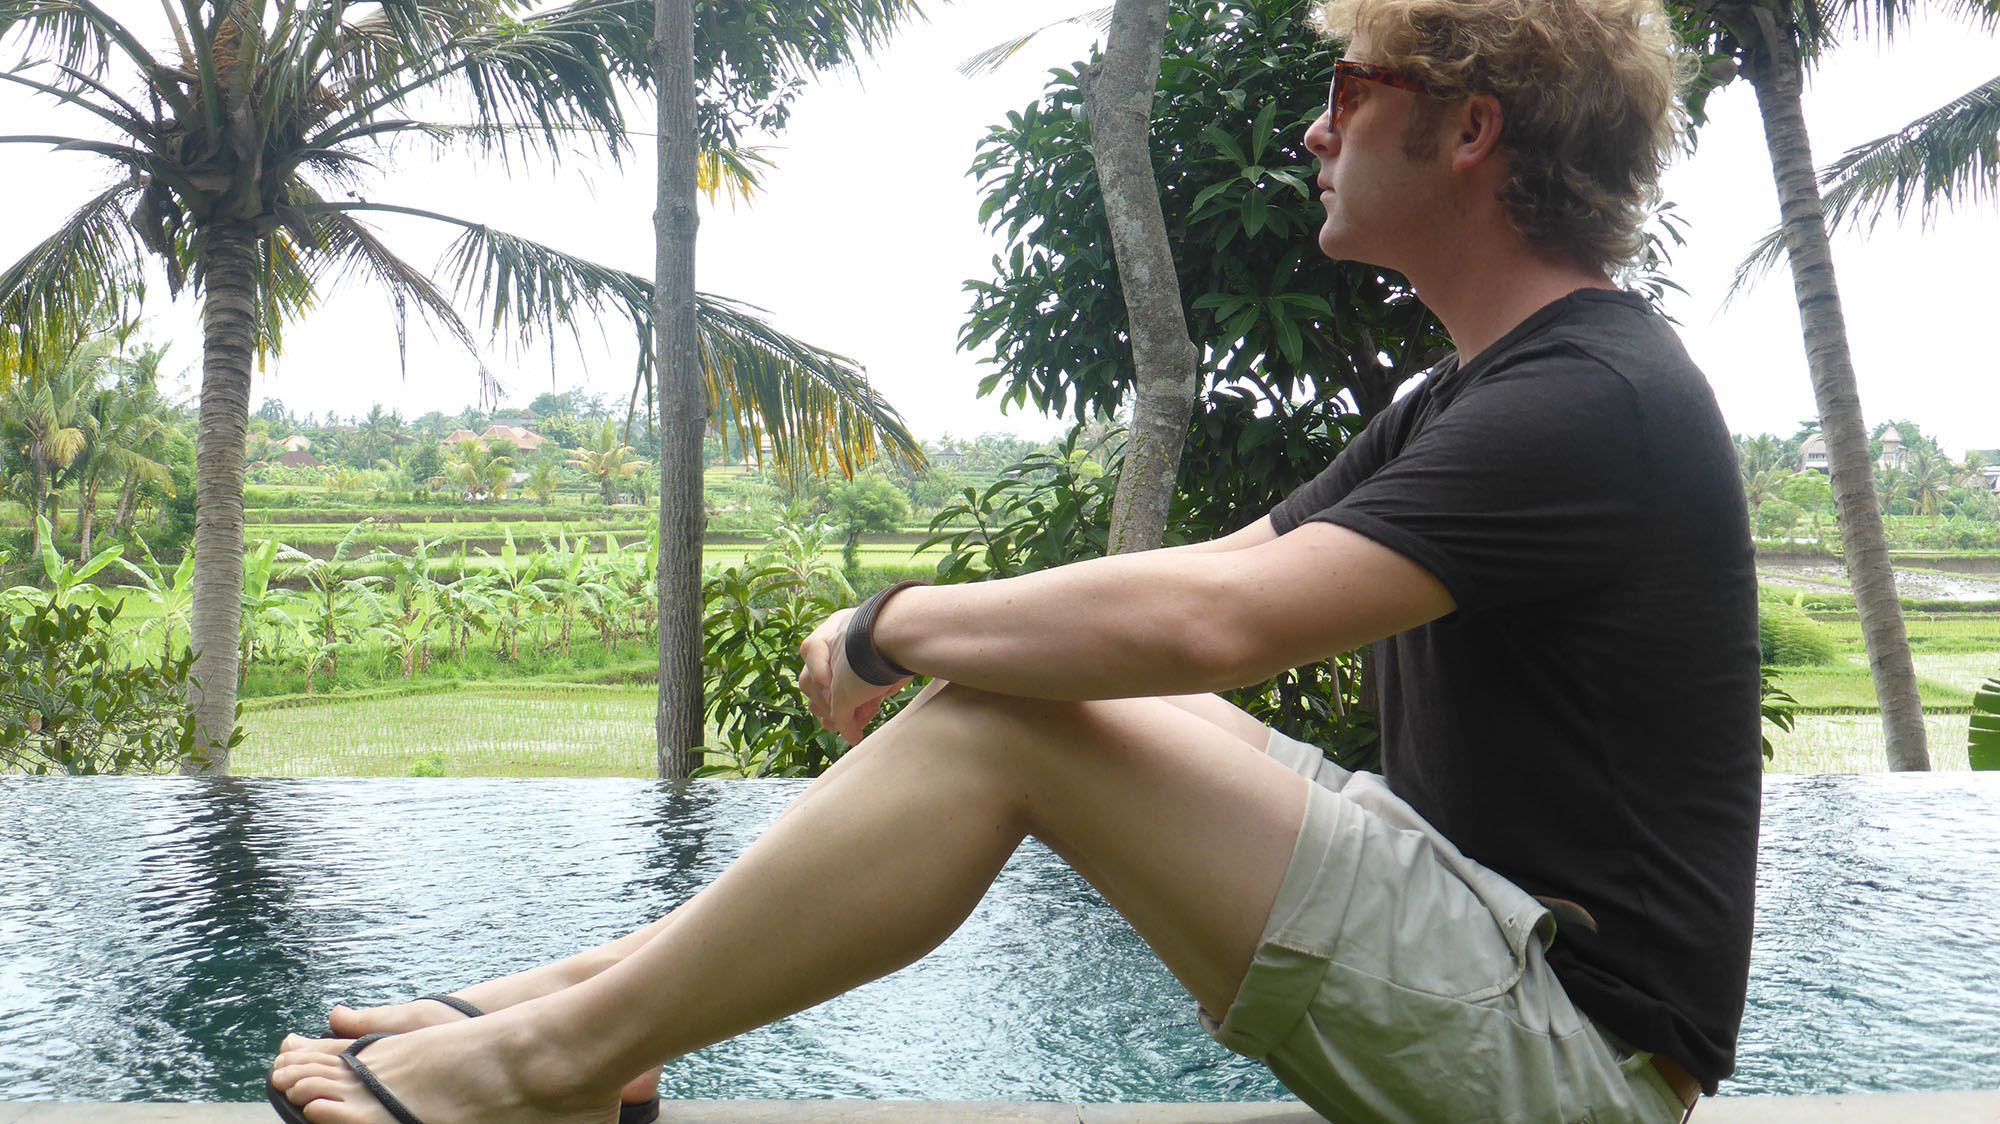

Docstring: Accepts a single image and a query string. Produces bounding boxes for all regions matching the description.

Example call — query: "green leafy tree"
[964,0,1450,540]
[0,0,925,771]
[402,441,446,495]
[446,438,512,502]
[278,521,383,695]
[827,472,911,571]
[1781,469,1833,539]
[0,337,99,555]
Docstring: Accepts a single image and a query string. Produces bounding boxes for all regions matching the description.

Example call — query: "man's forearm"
[868,548,1244,701]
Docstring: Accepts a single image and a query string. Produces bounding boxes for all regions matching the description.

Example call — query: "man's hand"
[798,609,912,745]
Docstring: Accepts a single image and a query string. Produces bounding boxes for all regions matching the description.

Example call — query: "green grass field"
[234,684,666,777]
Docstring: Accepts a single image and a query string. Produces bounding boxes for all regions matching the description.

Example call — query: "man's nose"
[1304,110,1338,160]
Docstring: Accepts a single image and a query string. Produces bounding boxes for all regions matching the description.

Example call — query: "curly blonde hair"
[1316,0,1689,271]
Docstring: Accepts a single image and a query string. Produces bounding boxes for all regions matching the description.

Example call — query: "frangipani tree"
[0,1,924,769]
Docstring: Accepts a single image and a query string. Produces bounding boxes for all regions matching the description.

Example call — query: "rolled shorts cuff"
[1200,779,1353,1059]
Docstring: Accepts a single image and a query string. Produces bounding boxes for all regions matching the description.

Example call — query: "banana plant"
[2,517,123,612]
[368,534,455,675]
[115,540,197,666]
[237,539,290,685]
[279,521,385,695]
[373,586,438,680]
[476,531,549,661]
[433,549,498,663]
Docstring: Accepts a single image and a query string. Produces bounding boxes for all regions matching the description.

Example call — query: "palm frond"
[1819,72,2000,232]
[0,177,144,376]
[0,0,111,77]
[1722,224,1789,307]
[698,144,776,208]
[693,293,925,477]
[298,202,483,366]
[310,0,635,171]
[958,7,1114,77]
[295,198,921,476]
[1726,72,2000,303]
[0,68,150,141]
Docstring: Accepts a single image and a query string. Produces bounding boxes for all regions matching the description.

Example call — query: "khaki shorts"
[1197,729,1691,1124]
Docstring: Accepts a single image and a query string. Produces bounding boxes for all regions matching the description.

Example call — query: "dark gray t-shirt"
[1270,289,1760,1092]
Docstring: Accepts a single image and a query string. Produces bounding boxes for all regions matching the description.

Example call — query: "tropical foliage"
[0,0,926,766]
[965,0,1446,540]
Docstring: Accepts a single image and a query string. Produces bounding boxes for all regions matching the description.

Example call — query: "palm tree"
[445,438,511,502]
[1902,440,1953,521]
[356,405,407,467]
[1682,0,2000,771]
[523,456,563,505]
[0,2,925,770]
[71,350,174,555]
[568,420,641,506]
[0,336,98,556]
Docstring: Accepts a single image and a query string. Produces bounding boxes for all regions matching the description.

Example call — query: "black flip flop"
[325,995,662,1124]
[267,1033,424,1124]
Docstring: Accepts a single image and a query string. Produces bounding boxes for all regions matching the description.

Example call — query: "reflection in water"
[0,774,1996,1102]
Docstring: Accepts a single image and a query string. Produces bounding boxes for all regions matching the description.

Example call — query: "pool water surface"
[1,773,1995,1103]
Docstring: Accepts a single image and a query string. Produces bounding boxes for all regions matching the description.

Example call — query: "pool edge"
[7,1094,2000,1122]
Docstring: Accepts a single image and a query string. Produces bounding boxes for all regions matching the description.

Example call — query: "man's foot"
[271,1024,618,1124]
[331,997,663,1109]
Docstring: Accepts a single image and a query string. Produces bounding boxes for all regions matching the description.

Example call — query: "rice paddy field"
[234,685,665,778]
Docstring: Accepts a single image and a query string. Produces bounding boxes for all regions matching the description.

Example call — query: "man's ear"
[1450,94,1505,173]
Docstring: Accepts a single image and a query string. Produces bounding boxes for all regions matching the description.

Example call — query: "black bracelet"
[844,580,927,687]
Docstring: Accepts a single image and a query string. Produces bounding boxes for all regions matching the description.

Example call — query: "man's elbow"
[1179,615,1282,694]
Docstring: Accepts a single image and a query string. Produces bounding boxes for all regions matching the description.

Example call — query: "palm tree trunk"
[114,472,142,533]
[186,224,258,773]
[1087,0,1198,556]
[26,452,46,556]
[1741,7,1928,771]
[77,474,97,556]
[653,0,705,780]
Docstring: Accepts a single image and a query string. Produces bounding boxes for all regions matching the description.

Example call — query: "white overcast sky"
[1,3,1995,451]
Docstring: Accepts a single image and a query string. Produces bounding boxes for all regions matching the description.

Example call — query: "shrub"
[0,600,239,774]
[1758,602,1841,666]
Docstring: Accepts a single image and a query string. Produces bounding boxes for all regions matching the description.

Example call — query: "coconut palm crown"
[0,0,924,766]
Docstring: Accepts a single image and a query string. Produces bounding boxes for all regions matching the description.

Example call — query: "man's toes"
[272,1057,345,1095]
[286,1072,350,1107]
[327,1004,366,1035]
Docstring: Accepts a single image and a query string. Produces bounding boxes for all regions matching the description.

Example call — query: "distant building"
[1878,429,1906,471]
[1970,449,2000,493]
[440,425,548,453]
[279,435,312,453]
[275,450,322,469]
[481,424,546,452]
[1796,434,1829,474]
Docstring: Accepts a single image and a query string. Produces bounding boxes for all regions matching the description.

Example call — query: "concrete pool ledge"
[7,1095,2000,1123]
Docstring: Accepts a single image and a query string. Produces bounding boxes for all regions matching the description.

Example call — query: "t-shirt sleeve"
[1269,392,1414,536]
[1287,347,1645,612]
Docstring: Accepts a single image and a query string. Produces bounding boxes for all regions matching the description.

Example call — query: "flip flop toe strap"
[340,1034,430,1124]
[418,993,486,1019]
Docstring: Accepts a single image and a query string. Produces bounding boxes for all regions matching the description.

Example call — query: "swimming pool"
[1,773,1995,1103]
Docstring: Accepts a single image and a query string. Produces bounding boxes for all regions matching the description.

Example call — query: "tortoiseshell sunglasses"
[1327,59,1441,121]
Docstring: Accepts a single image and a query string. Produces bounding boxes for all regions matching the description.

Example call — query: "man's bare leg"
[320,684,1276,1113]
[272,682,1311,1124]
